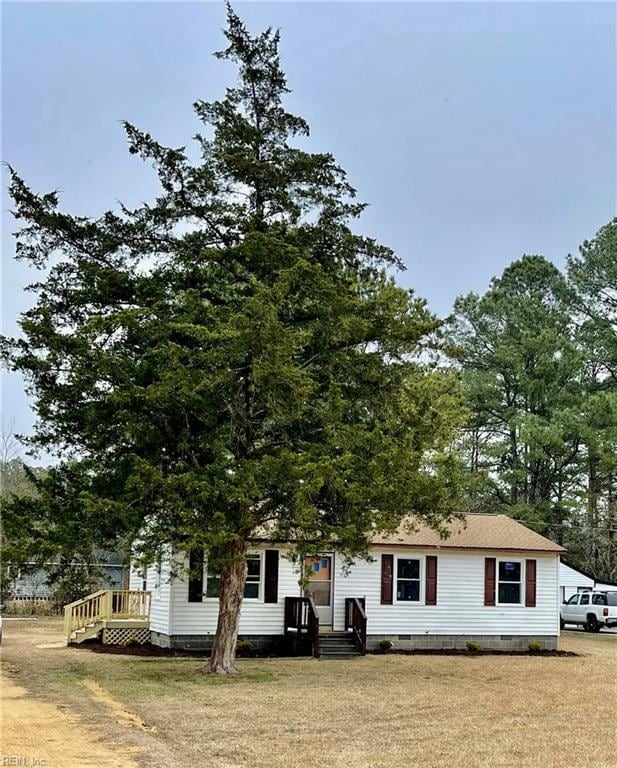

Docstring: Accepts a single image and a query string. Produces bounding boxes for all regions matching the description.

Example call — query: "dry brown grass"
[2,618,616,768]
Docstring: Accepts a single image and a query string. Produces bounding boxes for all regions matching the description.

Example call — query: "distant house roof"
[371,513,566,554]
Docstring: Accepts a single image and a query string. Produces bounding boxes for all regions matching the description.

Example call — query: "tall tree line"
[450,219,617,582]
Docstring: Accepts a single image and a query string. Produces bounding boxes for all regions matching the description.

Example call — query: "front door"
[304,555,333,626]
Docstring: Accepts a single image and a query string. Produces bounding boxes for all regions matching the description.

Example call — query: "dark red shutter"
[426,555,438,605]
[381,554,394,604]
[525,559,536,607]
[484,557,496,606]
[188,548,204,603]
[264,549,279,603]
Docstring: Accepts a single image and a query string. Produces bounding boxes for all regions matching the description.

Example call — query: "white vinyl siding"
[559,561,594,601]
[333,548,559,636]
[167,546,301,636]
[130,546,172,634]
[135,545,559,638]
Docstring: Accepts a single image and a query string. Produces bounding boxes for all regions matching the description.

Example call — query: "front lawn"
[2,619,615,768]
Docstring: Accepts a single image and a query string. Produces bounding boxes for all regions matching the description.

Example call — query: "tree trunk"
[209,539,248,675]
[509,426,519,505]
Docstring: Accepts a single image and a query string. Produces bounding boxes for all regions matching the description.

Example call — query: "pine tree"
[2,6,464,673]
[449,255,583,539]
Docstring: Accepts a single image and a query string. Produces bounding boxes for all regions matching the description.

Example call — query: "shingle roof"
[371,513,566,553]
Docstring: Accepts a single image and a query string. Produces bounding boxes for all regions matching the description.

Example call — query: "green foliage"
[0,458,46,499]
[465,640,481,652]
[449,255,581,540]
[1,7,464,599]
[450,225,617,583]
[48,562,107,609]
[235,639,255,656]
[378,638,393,653]
[528,641,543,653]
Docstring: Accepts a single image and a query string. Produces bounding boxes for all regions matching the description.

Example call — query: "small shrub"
[123,635,141,647]
[236,639,255,657]
[3,599,60,617]
[528,641,543,653]
[378,638,393,653]
[466,640,481,653]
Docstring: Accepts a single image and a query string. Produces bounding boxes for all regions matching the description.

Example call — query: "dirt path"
[1,671,141,768]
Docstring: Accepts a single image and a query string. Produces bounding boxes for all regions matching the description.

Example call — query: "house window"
[188,548,204,603]
[497,560,522,604]
[396,558,421,602]
[206,554,262,600]
[244,555,261,599]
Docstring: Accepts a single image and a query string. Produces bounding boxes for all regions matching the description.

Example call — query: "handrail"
[345,597,367,654]
[63,589,108,611]
[306,595,320,659]
[284,596,320,658]
[64,589,151,640]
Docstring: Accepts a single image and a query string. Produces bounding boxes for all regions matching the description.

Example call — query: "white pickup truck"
[560,590,617,632]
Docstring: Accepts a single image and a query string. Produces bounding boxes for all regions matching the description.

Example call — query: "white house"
[559,560,617,602]
[129,513,564,653]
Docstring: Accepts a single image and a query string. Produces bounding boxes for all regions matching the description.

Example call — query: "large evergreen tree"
[567,219,617,580]
[2,7,463,673]
[449,255,583,540]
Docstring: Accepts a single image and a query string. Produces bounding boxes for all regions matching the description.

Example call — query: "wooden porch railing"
[284,596,320,658]
[345,597,367,654]
[64,589,151,640]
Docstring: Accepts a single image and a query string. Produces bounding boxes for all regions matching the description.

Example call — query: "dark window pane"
[607,593,617,606]
[397,580,420,602]
[397,559,420,580]
[188,548,204,602]
[247,556,261,578]
[498,583,520,604]
[244,581,259,599]
[592,594,607,605]
[580,593,589,605]
[498,562,521,582]
[567,594,579,605]
[206,575,221,598]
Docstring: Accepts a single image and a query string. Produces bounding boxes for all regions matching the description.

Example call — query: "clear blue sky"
[2,1,615,460]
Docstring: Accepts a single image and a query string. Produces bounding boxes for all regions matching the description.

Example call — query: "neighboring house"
[129,513,564,652]
[6,552,127,602]
[559,561,617,602]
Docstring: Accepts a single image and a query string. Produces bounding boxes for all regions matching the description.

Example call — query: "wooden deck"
[64,590,151,644]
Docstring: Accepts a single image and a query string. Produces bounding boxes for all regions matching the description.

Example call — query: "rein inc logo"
[2,759,46,766]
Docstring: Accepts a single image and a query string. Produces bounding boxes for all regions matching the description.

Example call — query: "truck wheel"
[586,615,600,633]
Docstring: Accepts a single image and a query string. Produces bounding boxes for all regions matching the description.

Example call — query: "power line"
[509,517,617,534]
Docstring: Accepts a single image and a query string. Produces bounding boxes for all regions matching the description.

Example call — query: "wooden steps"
[65,590,151,645]
[68,618,151,644]
[319,633,363,659]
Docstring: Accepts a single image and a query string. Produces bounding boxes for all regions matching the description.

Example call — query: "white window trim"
[204,550,264,603]
[496,557,525,607]
[393,553,425,606]
[153,557,162,599]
